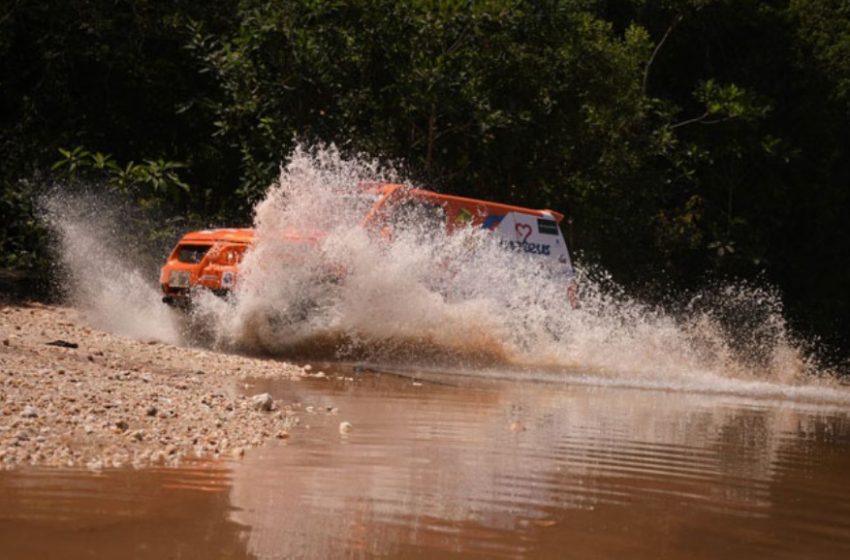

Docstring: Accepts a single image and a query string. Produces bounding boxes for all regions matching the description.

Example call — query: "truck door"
[493,212,574,276]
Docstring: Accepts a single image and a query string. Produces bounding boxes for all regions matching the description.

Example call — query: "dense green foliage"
[2,0,849,351]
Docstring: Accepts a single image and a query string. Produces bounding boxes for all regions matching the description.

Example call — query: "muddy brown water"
[2,367,850,559]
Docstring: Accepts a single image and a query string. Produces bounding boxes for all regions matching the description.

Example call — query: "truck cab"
[160,184,575,305]
[159,228,253,305]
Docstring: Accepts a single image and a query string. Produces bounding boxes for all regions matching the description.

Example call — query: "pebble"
[339,421,353,434]
[509,421,526,433]
[21,405,38,418]
[251,393,274,412]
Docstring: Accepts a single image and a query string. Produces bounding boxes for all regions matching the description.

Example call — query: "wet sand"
[0,303,313,468]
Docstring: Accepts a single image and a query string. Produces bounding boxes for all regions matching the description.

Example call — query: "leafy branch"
[52,147,190,197]
[670,80,770,130]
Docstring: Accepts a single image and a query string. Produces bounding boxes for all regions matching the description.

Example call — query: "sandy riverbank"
[0,303,311,469]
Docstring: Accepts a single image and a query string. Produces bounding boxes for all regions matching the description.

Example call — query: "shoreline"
[0,303,308,469]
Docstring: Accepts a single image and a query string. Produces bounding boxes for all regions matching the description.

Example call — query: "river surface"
[2,366,850,559]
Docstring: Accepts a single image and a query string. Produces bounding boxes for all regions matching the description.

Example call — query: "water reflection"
[0,464,252,559]
[228,372,850,559]
[1,372,849,559]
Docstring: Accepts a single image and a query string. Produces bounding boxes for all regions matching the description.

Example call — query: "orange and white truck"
[160,184,576,306]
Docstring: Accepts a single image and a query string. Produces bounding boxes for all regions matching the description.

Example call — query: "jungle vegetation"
[2,0,849,355]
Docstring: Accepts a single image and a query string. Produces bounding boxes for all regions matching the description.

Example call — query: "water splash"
[40,190,182,344]
[198,146,840,397]
[39,148,845,402]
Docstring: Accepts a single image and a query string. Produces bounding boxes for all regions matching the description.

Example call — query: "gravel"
[0,303,308,469]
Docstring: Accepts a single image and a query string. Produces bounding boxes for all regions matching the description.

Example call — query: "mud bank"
[0,303,311,469]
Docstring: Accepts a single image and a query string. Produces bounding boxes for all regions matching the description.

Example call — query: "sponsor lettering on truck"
[159,184,577,306]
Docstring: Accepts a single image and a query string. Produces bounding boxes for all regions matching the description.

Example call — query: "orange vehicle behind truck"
[160,184,576,305]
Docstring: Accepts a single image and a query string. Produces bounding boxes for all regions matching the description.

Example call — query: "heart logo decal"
[515,223,533,242]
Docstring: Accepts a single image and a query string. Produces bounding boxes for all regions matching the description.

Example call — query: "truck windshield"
[176,244,211,264]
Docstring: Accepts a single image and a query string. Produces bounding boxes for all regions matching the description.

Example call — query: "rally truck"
[159,184,576,305]
[159,227,253,306]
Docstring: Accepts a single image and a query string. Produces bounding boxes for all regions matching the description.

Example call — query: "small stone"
[115,420,129,432]
[46,339,78,349]
[21,406,38,418]
[146,405,158,417]
[339,421,353,434]
[509,421,526,433]
[231,447,245,458]
[251,393,274,412]
[2,339,9,346]
[275,430,290,439]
